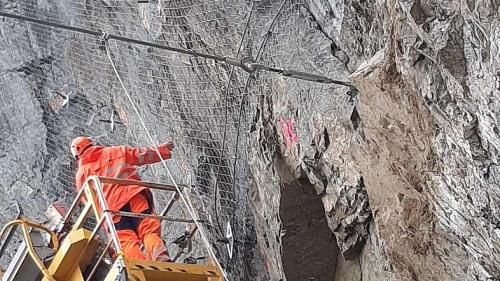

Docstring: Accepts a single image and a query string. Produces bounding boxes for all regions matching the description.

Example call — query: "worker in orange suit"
[71,136,173,262]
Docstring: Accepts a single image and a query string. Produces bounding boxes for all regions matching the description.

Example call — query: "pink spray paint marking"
[279,117,299,148]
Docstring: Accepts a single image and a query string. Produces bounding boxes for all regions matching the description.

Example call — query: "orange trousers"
[114,192,170,260]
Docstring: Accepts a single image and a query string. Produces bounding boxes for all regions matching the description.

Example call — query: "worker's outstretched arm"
[125,142,173,166]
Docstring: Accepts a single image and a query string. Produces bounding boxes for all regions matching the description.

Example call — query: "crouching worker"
[71,136,173,262]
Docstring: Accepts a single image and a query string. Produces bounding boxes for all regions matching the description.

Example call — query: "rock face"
[349,0,500,279]
[249,0,500,280]
[1,0,500,281]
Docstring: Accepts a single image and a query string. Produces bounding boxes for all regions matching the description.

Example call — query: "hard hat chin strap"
[79,143,93,157]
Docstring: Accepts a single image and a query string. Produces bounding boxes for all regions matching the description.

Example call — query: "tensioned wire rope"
[212,1,254,237]
[0,9,229,279]
[0,9,355,278]
[0,11,353,87]
[103,40,229,280]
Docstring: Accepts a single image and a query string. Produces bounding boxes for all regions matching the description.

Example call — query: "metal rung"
[109,211,203,224]
[98,177,181,192]
[160,192,180,217]
[86,240,112,281]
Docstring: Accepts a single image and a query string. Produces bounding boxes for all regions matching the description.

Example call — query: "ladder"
[0,176,223,281]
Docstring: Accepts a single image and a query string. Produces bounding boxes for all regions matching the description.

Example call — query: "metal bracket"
[99,30,110,52]
[216,222,233,258]
[99,108,123,133]
[224,57,256,73]
[54,90,71,108]
[239,57,256,73]
[225,222,233,259]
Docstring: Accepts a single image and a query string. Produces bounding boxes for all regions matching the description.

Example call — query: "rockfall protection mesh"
[0,0,351,276]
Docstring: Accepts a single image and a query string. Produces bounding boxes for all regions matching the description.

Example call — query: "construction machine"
[0,176,223,281]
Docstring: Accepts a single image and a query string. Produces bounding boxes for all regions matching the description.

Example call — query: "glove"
[164,141,174,151]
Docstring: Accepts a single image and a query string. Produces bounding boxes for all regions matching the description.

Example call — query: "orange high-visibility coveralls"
[75,143,172,260]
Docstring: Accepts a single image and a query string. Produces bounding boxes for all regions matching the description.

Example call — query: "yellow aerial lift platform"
[0,176,223,281]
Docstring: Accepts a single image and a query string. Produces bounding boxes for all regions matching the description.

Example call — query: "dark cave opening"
[280,178,338,281]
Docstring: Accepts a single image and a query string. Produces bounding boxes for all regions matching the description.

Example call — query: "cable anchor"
[224,57,256,73]
[98,30,110,52]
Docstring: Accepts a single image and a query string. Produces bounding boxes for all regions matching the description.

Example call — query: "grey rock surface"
[349,0,500,279]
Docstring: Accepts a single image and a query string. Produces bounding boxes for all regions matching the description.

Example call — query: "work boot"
[152,246,172,262]
[156,254,173,263]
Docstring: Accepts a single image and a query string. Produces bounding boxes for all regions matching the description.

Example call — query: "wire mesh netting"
[0,0,350,277]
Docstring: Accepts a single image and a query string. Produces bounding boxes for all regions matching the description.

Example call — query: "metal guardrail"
[60,176,197,278]
[0,219,59,281]
[0,202,22,258]
[98,177,179,191]
[0,176,198,281]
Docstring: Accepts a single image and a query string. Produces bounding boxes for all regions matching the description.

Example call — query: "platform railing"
[0,176,201,281]
[59,176,200,278]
